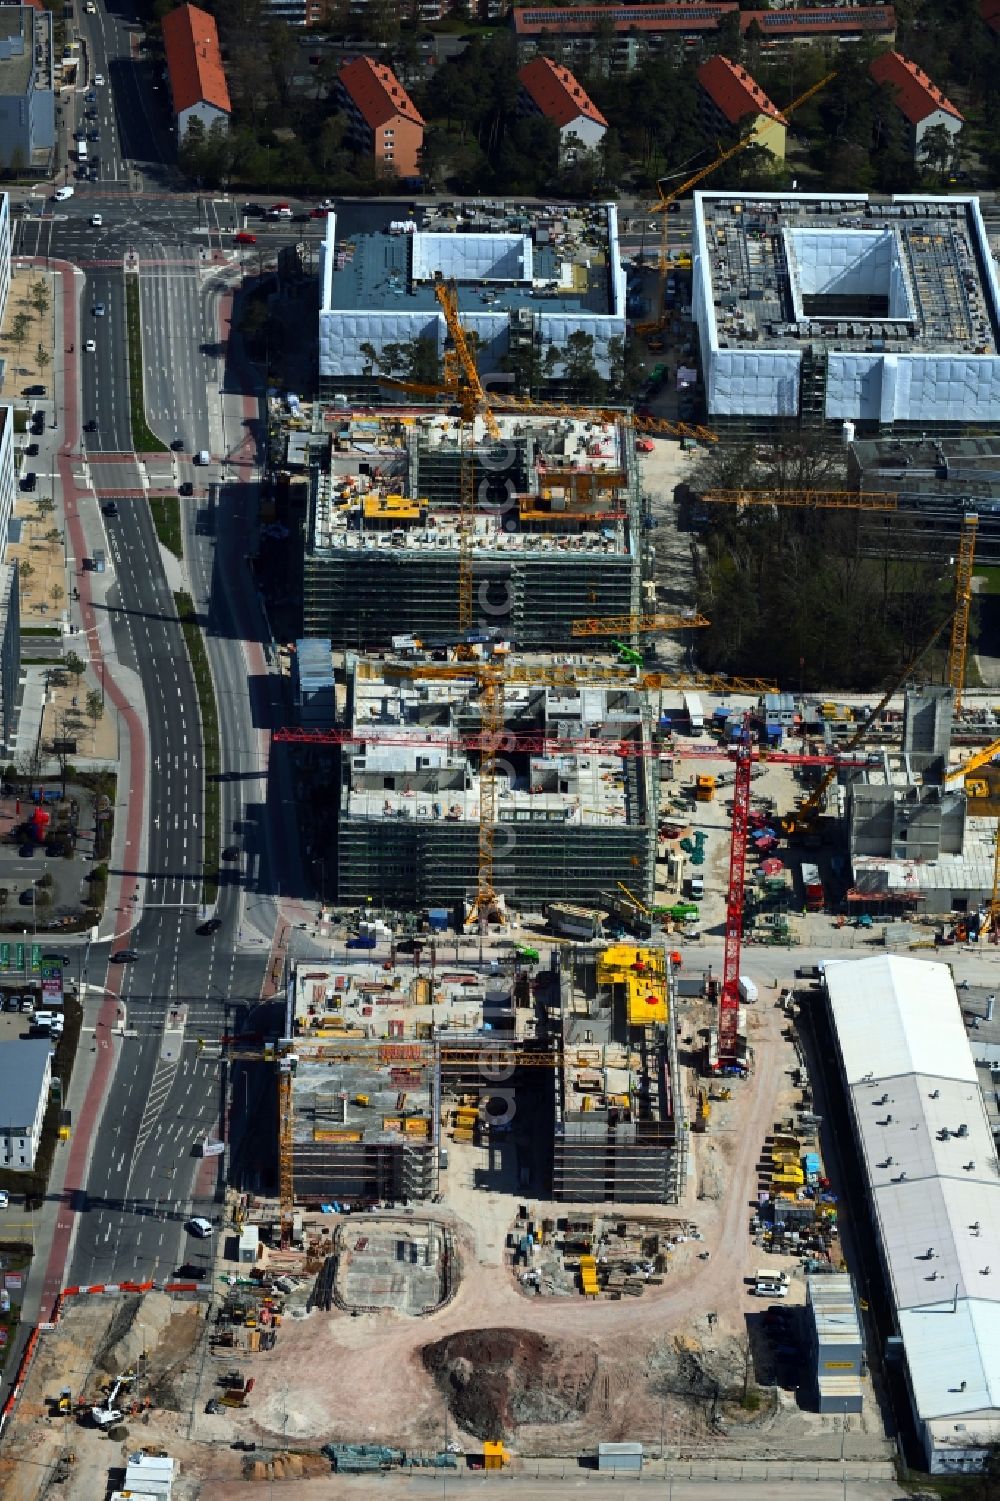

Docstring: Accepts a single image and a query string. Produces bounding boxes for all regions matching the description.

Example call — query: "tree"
[562,331,604,402]
[16,560,33,589]
[29,279,49,319]
[35,344,51,377]
[63,651,86,691]
[34,495,54,520]
[920,122,957,182]
[49,585,64,610]
[85,689,103,734]
[8,312,30,363]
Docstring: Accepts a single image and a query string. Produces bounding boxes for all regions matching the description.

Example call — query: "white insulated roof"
[827,955,1000,1433]
[824,955,977,1084]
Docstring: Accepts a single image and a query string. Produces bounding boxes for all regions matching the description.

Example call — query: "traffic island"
[174,592,219,903]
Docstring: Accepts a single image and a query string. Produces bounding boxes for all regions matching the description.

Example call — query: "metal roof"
[0,1039,50,1131]
[825,956,977,1084]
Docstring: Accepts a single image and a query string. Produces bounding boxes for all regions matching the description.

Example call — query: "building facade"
[870,51,963,164]
[696,55,786,159]
[0,7,54,172]
[518,56,607,162]
[0,194,10,329]
[0,1038,52,1170]
[162,3,231,141]
[335,56,424,179]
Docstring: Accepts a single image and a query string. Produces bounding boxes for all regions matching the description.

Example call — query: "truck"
[801,863,825,912]
[682,692,705,733]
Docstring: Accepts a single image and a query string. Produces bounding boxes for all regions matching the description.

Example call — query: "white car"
[84,339,96,352]
[91,213,102,227]
[186,1217,213,1238]
[94,72,105,85]
[0,1191,8,1208]
[85,1,96,10]
[53,186,74,201]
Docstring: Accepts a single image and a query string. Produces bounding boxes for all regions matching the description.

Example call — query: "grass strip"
[125,279,167,453]
[150,494,183,560]
[174,590,219,904]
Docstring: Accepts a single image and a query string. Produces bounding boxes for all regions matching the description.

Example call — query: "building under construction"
[335,650,659,910]
[301,408,643,649]
[550,945,685,1204]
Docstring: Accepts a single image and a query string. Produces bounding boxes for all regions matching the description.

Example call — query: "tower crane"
[571,612,710,638]
[782,608,957,835]
[718,717,753,1070]
[637,72,834,337]
[699,489,897,513]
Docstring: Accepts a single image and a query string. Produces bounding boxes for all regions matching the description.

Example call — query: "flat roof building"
[824,955,1000,1473]
[301,408,641,647]
[0,1037,51,1170]
[334,651,659,910]
[162,2,231,141]
[0,7,54,172]
[692,192,1000,434]
[550,945,684,1203]
[317,200,626,398]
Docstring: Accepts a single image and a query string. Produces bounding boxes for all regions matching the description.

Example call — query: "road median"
[174,591,219,903]
[125,280,167,454]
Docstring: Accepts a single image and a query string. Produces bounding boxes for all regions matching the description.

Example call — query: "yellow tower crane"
[570,611,710,638]
[699,488,897,513]
[638,72,835,337]
[947,513,978,715]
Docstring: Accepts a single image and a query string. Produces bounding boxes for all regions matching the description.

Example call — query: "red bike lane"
[37,261,149,1316]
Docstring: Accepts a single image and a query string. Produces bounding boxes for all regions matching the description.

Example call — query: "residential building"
[0,193,11,329]
[335,56,424,179]
[823,956,1000,1471]
[517,57,607,162]
[333,649,659,909]
[696,55,786,159]
[317,200,626,397]
[0,402,16,557]
[511,3,895,70]
[0,562,21,749]
[162,2,231,142]
[0,1038,52,1170]
[551,945,685,1203]
[299,409,641,647]
[0,6,54,172]
[692,192,1000,433]
[870,51,963,164]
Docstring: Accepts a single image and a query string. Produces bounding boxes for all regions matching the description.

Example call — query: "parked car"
[20,473,36,492]
[186,1217,213,1238]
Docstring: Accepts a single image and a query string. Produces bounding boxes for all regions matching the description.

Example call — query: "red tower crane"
[718,717,753,1070]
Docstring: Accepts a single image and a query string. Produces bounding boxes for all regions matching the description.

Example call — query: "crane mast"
[718,718,753,1069]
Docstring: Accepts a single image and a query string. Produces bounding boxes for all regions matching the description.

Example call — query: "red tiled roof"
[984,0,1000,33]
[512,4,737,37]
[870,50,963,124]
[162,4,230,117]
[697,55,786,126]
[518,57,608,128]
[739,5,895,34]
[338,56,424,129]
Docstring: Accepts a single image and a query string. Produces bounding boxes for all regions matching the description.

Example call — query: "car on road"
[310,207,328,219]
[92,302,105,316]
[170,437,185,450]
[24,443,37,457]
[85,0,96,10]
[20,997,34,1013]
[20,472,36,492]
[87,129,99,142]
[19,889,35,905]
[0,1191,8,1208]
[110,949,139,963]
[94,72,104,84]
[186,1217,213,1238]
[90,213,102,227]
[234,231,256,244]
[196,918,222,936]
[269,203,293,218]
[53,186,74,201]
[18,844,35,857]
[178,480,193,496]
[84,338,96,352]
[102,501,118,517]
[89,165,99,180]
[73,129,86,141]
[222,846,240,860]
[83,419,98,433]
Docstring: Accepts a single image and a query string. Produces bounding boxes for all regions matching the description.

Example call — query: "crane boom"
[571,612,710,637]
[947,514,978,715]
[700,488,897,512]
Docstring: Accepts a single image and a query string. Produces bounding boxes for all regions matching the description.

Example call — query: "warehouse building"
[317,201,626,399]
[301,408,642,647]
[551,945,684,1204]
[824,955,1000,1472]
[692,192,1000,434]
[334,651,658,910]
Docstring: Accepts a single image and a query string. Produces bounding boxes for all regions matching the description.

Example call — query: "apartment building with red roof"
[162,2,230,141]
[336,56,424,179]
[870,50,963,162]
[697,54,787,158]
[518,57,606,161]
